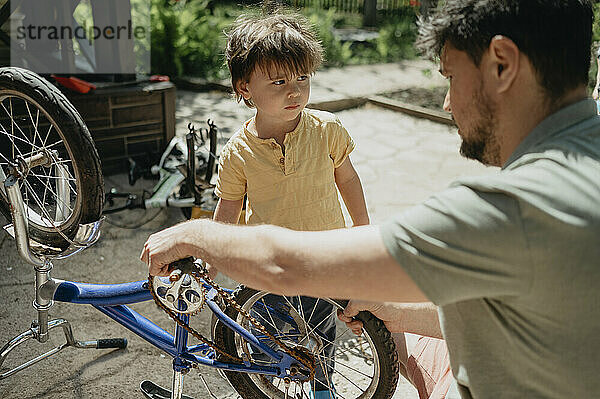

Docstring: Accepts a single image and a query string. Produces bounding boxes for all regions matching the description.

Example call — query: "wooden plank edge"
[307,97,368,113]
[367,95,455,126]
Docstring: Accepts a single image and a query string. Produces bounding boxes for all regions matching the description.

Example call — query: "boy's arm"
[213,198,244,224]
[335,157,369,226]
[205,198,244,278]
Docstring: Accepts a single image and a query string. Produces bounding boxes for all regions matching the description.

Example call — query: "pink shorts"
[406,336,454,399]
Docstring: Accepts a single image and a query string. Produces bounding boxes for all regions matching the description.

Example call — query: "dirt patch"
[380,86,447,111]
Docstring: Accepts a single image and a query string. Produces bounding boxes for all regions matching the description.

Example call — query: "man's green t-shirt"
[381,99,600,398]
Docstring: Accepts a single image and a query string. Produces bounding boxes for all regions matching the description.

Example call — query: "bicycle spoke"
[256,297,297,343]
[23,177,57,223]
[25,101,43,149]
[40,167,50,213]
[306,297,320,325]
[25,171,67,211]
[300,310,336,347]
[0,150,12,164]
[309,326,355,355]
[29,168,77,199]
[295,295,312,348]
[0,132,39,157]
[260,298,282,332]
[2,100,43,156]
[325,338,373,363]
[27,172,76,183]
[1,129,26,163]
[23,176,74,224]
[325,362,365,396]
[315,352,334,394]
[312,349,374,380]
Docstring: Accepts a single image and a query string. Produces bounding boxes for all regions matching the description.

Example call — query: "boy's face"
[237,64,310,125]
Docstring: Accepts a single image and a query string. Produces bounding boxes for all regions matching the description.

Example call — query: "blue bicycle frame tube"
[51,280,299,376]
[54,280,152,305]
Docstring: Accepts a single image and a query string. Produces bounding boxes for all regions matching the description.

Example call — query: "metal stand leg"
[171,370,184,399]
[1,172,123,380]
[0,318,127,379]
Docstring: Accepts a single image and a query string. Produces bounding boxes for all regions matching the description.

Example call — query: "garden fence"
[290,0,419,15]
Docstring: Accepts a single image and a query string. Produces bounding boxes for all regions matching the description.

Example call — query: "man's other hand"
[337,300,405,335]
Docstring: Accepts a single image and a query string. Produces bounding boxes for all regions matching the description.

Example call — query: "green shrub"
[306,9,353,66]
[151,0,235,79]
[150,1,419,78]
[376,15,418,62]
[303,7,418,67]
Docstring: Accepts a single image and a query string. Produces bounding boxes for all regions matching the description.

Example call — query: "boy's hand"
[140,222,194,276]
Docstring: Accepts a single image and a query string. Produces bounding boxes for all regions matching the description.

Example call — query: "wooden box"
[65,81,176,175]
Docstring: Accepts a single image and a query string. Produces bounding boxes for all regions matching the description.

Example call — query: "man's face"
[441,43,501,166]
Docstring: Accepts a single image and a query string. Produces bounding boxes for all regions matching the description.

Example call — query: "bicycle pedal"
[140,380,194,399]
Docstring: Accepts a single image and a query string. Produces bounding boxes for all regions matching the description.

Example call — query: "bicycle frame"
[0,170,310,398]
[51,279,296,377]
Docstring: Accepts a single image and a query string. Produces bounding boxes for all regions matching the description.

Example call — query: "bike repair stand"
[0,172,127,380]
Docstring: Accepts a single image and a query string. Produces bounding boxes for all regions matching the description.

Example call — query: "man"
[141,1,599,398]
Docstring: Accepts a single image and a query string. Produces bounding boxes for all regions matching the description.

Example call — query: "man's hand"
[204,263,218,280]
[337,300,405,335]
[140,221,195,276]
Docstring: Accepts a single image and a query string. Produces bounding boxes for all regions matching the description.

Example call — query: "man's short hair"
[225,11,323,107]
[417,0,593,101]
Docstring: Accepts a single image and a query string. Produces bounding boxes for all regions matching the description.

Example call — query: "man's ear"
[235,80,251,100]
[487,35,520,94]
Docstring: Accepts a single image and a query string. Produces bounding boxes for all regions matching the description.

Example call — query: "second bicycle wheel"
[0,67,104,249]
[214,286,399,399]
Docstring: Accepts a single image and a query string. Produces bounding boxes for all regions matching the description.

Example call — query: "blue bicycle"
[0,67,399,399]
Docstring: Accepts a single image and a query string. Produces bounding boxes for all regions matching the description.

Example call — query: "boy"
[213,11,369,398]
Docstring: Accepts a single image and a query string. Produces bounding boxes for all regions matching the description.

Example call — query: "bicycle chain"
[148,263,316,381]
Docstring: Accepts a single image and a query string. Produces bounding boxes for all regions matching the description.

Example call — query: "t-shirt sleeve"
[327,117,355,168]
[214,143,247,201]
[379,184,533,306]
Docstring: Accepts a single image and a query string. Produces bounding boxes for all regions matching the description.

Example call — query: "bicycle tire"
[0,67,104,249]
[213,286,399,399]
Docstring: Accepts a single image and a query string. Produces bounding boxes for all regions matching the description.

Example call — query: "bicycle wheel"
[214,286,399,399]
[0,67,104,249]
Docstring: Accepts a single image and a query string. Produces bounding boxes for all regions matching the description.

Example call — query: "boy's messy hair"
[225,11,323,107]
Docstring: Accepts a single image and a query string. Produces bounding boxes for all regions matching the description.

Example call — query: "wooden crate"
[65,81,176,175]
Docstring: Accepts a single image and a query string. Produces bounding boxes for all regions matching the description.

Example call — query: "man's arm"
[140,219,428,303]
[334,157,369,226]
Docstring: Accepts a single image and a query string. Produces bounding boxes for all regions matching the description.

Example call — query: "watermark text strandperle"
[16,19,147,45]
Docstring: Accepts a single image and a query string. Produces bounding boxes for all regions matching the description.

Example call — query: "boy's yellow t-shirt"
[214,108,355,231]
